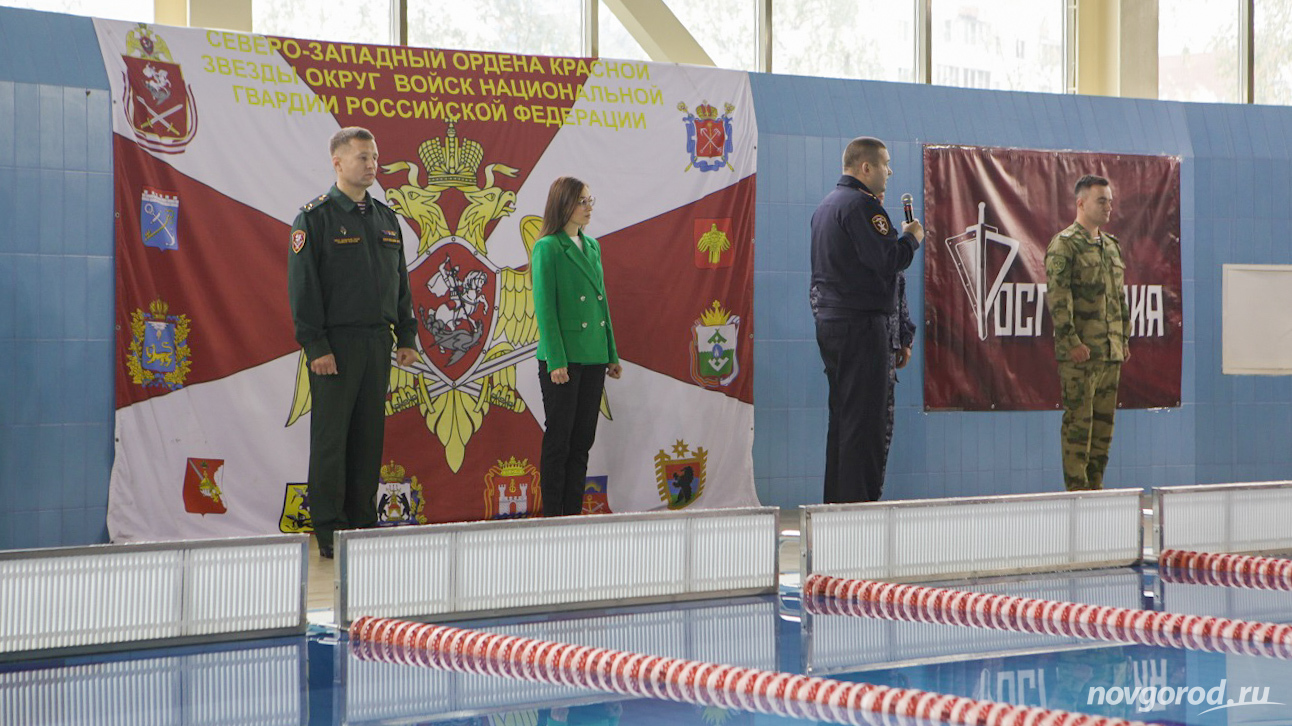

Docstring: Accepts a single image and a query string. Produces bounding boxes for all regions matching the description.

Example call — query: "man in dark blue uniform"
[810,136,924,503]
[288,127,418,558]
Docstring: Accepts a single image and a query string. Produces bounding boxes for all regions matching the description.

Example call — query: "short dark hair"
[1074,174,1110,196]
[539,176,587,239]
[843,137,886,172]
[330,126,375,155]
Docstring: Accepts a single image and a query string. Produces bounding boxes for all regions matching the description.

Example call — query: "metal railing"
[801,489,1143,582]
[336,507,779,625]
[1152,480,1292,556]
[0,535,308,660]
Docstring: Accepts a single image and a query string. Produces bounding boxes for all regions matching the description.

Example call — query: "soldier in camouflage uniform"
[1044,175,1130,491]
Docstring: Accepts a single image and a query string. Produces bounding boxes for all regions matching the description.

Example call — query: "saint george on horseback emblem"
[414,243,498,381]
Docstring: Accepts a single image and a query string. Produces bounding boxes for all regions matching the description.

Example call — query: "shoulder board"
[300,194,331,213]
[1103,232,1121,244]
[370,196,391,211]
[1057,226,1082,239]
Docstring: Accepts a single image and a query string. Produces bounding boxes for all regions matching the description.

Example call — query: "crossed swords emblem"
[135,92,182,134]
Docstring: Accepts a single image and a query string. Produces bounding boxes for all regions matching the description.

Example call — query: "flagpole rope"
[349,615,1156,726]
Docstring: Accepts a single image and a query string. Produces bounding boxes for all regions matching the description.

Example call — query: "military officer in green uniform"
[1045,174,1130,491]
[288,127,418,557]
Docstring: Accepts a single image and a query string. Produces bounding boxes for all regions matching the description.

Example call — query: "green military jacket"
[532,230,618,370]
[1044,222,1130,362]
[287,185,417,361]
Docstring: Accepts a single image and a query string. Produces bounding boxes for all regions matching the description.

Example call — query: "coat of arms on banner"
[279,483,312,533]
[127,297,192,390]
[678,101,735,172]
[483,456,541,519]
[582,475,610,515]
[694,218,734,268]
[691,300,740,388]
[182,457,226,515]
[121,24,198,154]
[375,460,428,526]
[141,187,179,251]
[655,440,707,509]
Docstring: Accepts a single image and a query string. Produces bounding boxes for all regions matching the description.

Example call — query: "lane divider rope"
[803,573,1292,659]
[349,615,1156,726]
[1159,549,1292,591]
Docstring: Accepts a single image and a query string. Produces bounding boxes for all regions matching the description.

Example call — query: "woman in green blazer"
[532,176,622,516]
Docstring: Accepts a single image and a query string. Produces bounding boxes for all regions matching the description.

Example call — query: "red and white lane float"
[349,615,1157,726]
[803,574,1292,659]
[1159,549,1292,591]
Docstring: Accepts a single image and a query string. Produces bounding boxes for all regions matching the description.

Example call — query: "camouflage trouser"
[1058,360,1122,491]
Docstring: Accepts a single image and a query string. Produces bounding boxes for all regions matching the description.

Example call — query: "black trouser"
[537,360,606,516]
[307,330,391,548]
[816,315,893,503]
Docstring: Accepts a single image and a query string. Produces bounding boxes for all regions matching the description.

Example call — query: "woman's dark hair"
[539,176,587,239]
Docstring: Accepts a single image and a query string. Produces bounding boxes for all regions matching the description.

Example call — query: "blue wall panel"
[0,7,112,549]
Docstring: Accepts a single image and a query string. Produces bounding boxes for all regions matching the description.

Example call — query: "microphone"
[901,193,914,223]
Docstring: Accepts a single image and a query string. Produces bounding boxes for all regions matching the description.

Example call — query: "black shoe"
[319,545,334,559]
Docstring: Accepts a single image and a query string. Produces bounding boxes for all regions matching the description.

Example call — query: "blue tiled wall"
[750,74,1292,507]
[0,7,114,548]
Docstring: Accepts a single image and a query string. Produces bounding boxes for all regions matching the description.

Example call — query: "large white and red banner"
[924,146,1182,411]
[96,21,758,541]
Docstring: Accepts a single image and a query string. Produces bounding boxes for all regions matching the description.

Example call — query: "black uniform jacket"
[287,185,417,361]
[810,175,921,320]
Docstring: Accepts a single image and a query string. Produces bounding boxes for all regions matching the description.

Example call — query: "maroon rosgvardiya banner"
[923,146,1182,411]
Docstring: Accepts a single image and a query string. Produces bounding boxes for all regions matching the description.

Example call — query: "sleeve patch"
[292,229,306,254]
[871,214,891,235]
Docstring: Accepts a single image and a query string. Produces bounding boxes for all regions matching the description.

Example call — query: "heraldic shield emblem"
[412,240,499,385]
[279,483,313,533]
[127,297,192,391]
[183,457,226,515]
[655,440,708,510]
[375,460,428,526]
[122,24,198,154]
[678,100,735,173]
[484,457,542,519]
[691,300,741,389]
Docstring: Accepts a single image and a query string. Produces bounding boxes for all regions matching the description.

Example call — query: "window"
[665,0,757,71]
[930,0,1064,93]
[1159,0,1239,103]
[1254,0,1292,105]
[598,0,650,62]
[254,0,390,45]
[773,0,915,82]
[2,0,151,22]
[406,0,580,56]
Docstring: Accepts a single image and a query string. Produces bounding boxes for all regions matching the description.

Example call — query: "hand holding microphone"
[900,192,924,242]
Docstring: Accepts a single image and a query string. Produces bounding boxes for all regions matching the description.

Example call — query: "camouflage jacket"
[1044,223,1130,362]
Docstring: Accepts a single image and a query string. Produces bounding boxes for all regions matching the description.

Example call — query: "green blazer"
[532,230,618,370]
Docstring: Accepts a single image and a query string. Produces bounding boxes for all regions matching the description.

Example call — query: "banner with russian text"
[96,20,758,541]
[923,145,1181,411]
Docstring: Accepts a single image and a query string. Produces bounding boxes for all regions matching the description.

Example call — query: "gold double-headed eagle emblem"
[286,120,551,472]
